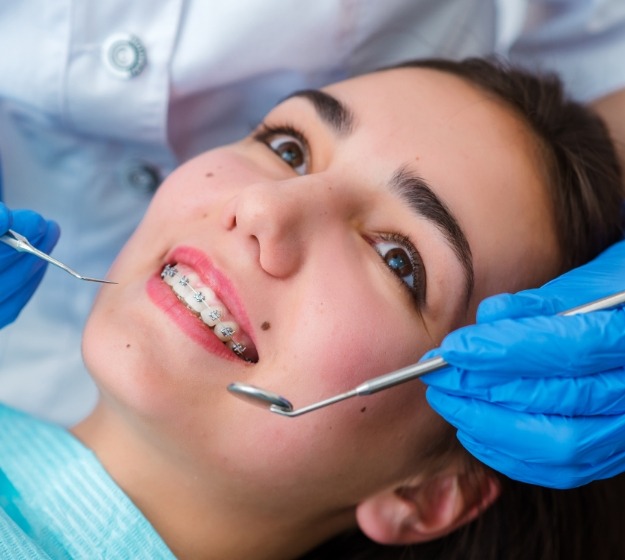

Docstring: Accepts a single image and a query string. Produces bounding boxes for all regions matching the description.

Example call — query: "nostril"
[223,214,237,230]
[221,199,238,230]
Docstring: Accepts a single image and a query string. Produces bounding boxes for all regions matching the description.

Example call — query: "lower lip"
[146,273,241,362]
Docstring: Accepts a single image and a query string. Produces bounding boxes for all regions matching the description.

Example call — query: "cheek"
[216,376,450,512]
[272,268,429,409]
[135,150,243,224]
[160,148,264,197]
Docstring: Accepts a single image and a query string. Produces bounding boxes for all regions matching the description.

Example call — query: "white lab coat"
[0,0,624,425]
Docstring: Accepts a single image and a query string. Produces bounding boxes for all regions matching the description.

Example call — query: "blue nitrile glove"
[421,239,625,489]
[0,203,60,328]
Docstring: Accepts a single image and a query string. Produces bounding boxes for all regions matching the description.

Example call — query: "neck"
[71,402,354,559]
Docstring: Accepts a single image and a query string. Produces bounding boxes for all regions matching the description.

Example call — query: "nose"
[223,176,335,278]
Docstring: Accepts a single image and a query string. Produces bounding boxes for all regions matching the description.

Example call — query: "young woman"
[1,58,623,559]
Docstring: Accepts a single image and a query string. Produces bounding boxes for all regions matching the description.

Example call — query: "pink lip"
[146,245,256,362]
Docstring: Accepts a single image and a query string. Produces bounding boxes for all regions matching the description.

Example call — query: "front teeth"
[185,288,216,313]
[215,321,237,341]
[161,264,252,360]
[200,306,223,327]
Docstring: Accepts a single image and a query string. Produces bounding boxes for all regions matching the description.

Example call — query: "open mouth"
[161,263,258,363]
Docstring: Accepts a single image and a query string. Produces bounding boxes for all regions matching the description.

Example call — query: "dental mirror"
[227,382,294,412]
[228,288,625,418]
[227,356,448,417]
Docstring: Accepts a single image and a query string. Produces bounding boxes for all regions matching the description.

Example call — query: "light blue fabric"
[0,404,176,559]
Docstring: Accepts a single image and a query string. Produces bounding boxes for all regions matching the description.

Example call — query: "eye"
[253,123,309,175]
[373,234,426,307]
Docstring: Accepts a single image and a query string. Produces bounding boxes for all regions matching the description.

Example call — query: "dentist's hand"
[422,239,625,489]
[0,203,60,328]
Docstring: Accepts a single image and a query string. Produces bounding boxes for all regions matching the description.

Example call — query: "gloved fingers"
[0,265,47,327]
[36,220,60,254]
[426,388,625,488]
[457,431,625,489]
[0,228,49,328]
[11,209,60,250]
[0,202,10,233]
[477,292,566,322]
[0,210,60,328]
[0,251,49,303]
[425,388,566,459]
[423,366,625,416]
[429,310,625,378]
[477,239,625,323]
[0,215,60,273]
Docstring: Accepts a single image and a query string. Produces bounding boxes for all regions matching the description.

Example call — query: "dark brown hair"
[302,58,625,560]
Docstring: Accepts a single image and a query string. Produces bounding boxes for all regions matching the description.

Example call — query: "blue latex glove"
[422,239,625,489]
[0,203,60,328]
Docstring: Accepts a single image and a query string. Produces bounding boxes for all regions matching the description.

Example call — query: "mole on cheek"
[205,172,214,178]
[261,321,271,331]
[126,343,131,349]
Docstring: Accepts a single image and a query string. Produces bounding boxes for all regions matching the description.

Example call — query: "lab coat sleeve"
[506,0,625,101]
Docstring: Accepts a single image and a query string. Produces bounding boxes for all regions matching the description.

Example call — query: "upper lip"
[166,245,256,347]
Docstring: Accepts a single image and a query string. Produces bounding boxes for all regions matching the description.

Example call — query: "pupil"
[385,248,412,276]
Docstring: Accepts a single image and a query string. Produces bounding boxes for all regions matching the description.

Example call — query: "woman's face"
[82,68,558,519]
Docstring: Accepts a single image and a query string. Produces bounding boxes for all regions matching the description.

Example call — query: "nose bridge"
[232,174,340,278]
[249,172,343,224]
[268,172,337,211]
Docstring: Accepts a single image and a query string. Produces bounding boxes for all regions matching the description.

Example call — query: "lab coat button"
[123,163,161,194]
[103,33,147,79]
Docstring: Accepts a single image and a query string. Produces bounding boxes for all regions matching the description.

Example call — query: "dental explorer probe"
[228,288,625,417]
[0,229,117,284]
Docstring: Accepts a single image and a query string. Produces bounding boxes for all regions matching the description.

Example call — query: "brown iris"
[383,247,413,278]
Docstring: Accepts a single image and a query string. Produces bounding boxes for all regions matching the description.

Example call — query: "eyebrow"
[285,89,474,304]
[283,89,355,135]
[391,167,474,305]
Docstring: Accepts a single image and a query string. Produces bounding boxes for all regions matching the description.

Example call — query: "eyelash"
[253,121,427,308]
[374,232,427,308]
[253,122,310,175]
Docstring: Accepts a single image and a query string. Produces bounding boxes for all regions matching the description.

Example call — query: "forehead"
[320,67,559,307]
[322,66,524,150]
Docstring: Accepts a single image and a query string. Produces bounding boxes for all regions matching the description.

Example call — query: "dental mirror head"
[227,382,294,413]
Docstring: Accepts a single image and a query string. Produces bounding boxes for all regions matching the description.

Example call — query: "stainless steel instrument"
[1,229,117,285]
[228,288,625,417]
